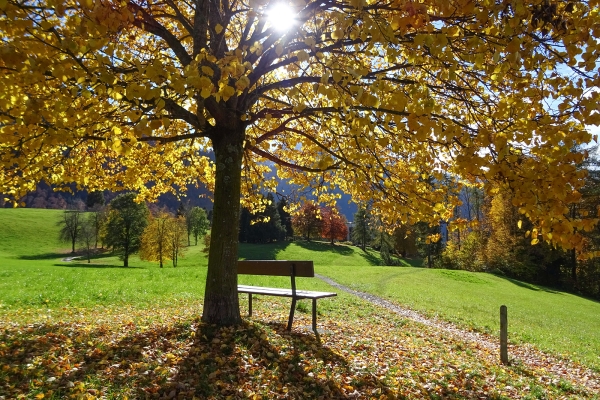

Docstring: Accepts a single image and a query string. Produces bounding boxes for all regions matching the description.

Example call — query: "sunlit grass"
[1,208,599,372]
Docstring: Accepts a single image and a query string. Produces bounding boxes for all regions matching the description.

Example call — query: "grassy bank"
[1,208,599,372]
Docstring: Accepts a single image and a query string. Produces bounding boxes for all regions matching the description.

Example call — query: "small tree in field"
[78,216,96,263]
[58,209,82,253]
[140,211,173,268]
[189,207,210,245]
[321,206,348,245]
[104,193,149,267]
[170,216,188,267]
[292,202,322,241]
[89,204,107,249]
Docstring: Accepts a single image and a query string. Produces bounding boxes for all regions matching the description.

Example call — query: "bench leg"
[248,294,252,316]
[287,298,297,330]
[312,299,317,332]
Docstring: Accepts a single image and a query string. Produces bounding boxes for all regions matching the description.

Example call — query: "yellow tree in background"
[169,216,188,267]
[140,211,174,268]
[2,0,600,324]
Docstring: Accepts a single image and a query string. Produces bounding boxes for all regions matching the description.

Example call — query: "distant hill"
[3,181,213,213]
[6,171,359,221]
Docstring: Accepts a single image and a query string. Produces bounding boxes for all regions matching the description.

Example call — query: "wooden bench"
[237,260,337,333]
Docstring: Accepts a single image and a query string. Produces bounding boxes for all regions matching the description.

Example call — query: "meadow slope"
[1,208,599,399]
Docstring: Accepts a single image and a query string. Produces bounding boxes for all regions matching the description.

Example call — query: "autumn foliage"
[140,211,187,268]
[3,0,600,324]
[291,202,322,241]
[321,206,348,244]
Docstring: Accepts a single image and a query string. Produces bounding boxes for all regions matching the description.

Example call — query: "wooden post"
[500,305,508,365]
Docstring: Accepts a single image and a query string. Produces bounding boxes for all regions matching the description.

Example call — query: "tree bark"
[202,126,244,326]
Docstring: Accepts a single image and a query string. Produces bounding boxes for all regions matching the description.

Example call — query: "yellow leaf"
[296,50,309,62]
[215,24,223,34]
[35,394,44,400]
[517,220,522,229]
[304,37,316,47]
[331,29,343,40]
[531,238,539,245]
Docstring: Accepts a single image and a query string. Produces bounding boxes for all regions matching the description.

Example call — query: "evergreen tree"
[239,207,251,243]
[393,225,419,257]
[260,193,286,243]
[243,193,286,243]
[352,206,372,251]
[277,197,293,239]
[176,201,187,218]
[415,222,443,268]
[86,191,105,209]
[104,193,149,267]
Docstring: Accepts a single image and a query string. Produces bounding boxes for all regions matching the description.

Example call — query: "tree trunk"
[202,127,244,326]
[71,237,76,253]
[124,253,129,268]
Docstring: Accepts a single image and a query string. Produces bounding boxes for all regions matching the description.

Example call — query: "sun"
[266,2,297,32]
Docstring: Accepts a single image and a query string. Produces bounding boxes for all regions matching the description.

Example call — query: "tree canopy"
[2,0,600,324]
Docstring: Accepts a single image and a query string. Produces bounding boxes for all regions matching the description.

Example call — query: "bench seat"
[238,285,337,299]
[237,260,337,333]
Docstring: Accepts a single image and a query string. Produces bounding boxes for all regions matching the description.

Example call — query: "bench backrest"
[237,260,314,277]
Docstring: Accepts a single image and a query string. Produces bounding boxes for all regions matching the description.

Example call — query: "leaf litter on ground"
[1,295,599,399]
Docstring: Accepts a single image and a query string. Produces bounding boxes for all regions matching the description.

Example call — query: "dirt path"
[316,273,600,393]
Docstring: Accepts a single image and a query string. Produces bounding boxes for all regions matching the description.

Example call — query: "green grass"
[1,208,600,372]
[0,208,209,309]
[321,265,600,371]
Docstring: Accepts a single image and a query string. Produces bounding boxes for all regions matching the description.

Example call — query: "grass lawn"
[322,265,600,372]
[0,208,210,310]
[1,208,600,398]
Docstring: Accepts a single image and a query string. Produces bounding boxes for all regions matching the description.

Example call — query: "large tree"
[2,0,600,325]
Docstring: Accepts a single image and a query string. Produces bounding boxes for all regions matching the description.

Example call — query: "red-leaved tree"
[291,202,322,241]
[321,207,348,245]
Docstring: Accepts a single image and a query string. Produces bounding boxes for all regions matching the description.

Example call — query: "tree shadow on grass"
[499,276,563,295]
[0,316,396,399]
[54,262,144,269]
[294,240,355,256]
[238,241,291,260]
[0,319,192,399]
[169,321,396,399]
[357,249,381,266]
[18,252,68,260]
